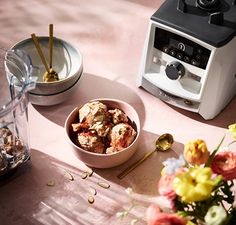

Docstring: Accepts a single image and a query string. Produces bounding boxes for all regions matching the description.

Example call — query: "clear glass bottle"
[0,48,37,177]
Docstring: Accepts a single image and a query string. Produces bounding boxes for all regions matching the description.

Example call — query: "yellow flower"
[184,139,209,165]
[187,221,197,225]
[173,167,221,203]
[228,123,236,139]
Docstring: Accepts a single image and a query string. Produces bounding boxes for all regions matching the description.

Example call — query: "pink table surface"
[0,0,236,224]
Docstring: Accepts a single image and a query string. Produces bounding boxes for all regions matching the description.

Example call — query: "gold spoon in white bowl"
[31,33,50,74]
[46,24,59,82]
[31,24,59,82]
[117,133,174,179]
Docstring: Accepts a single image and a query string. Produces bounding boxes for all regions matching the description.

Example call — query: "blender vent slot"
[177,0,187,13]
[209,12,224,25]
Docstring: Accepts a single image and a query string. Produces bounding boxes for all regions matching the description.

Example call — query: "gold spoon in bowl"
[31,25,59,83]
[46,24,59,81]
[31,33,50,75]
[43,24,59,82]
[117,133,174,179]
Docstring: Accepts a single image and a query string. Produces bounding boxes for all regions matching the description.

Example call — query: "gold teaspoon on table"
[117,133,174,179]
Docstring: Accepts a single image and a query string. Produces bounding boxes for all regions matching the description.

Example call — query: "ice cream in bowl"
[65,98,140,168]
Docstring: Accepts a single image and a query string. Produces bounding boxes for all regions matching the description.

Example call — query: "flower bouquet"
[147,123,236,225]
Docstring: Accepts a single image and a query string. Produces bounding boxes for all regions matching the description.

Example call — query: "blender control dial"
[165,61,185,80]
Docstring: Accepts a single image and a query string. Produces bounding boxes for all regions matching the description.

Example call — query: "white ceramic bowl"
[29,74,81,106]
[11,36,83,105]
[65,98,140,168]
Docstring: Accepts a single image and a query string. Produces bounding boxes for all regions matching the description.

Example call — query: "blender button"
[184,56,190,62]
[191,59,199,66]
[170,50,175,56]
[163,47,169,53]
[176,53,183,59]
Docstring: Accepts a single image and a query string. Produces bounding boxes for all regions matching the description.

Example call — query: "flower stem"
[205,135,225,167]
[228,140,236,147]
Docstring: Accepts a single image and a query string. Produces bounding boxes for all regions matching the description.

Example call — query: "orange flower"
[211,151,236,180]
[184,139,209,165]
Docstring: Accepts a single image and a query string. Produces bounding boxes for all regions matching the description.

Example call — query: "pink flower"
[184,139,209,165]
[211,151,236,180]
[158,174,176,200]
[146,205,187,225]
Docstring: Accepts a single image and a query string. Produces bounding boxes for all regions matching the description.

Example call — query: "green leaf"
[205,135,225,167]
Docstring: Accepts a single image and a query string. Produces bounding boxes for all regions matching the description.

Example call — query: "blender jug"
[0,48,36,176]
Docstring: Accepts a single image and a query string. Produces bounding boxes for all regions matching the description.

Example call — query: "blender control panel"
[154,27,211,69]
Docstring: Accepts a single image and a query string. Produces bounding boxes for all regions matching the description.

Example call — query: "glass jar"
[0,48,37,177]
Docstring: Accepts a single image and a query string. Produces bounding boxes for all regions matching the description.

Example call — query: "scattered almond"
[64,170,74,181]
[89,187,97,195]
[46,180,55,187]
[88,195,95,204]
[87,168,93,177]
[81,171,88,179]
[97,182,110,189]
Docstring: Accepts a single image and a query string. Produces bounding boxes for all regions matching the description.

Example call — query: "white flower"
[162,154,185,175]
[204,205,227,225]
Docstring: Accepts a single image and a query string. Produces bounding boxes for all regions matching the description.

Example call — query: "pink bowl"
[64,98,140,168]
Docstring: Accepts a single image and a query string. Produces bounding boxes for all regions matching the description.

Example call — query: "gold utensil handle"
[49,24,53,69]
[117,149,156,179]
[31,33,50,73]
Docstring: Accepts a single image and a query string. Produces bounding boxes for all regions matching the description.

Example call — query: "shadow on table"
[32,73,145,129]
[0,129,183,224]
[0,149,147,225]
[0,149,89,224]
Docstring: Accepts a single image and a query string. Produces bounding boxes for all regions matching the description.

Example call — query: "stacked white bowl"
[11,36,83,106]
